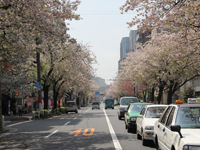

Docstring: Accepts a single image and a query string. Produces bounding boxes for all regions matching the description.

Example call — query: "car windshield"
[121,98,138,105]
[145,107,167,118]
[105,99,114,103]
[129,104,148,112]
[92,102,99,105]
[176,107,200,128]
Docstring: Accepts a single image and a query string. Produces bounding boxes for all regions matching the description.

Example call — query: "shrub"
[182,86,195,103]
[60,107,65,113]
[43,109,48,118]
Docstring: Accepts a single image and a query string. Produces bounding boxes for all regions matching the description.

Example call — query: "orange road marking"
[82,128,95,136]
[69,129,82,136]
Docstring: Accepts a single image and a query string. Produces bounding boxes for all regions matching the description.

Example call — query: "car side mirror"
[171,125,183,138]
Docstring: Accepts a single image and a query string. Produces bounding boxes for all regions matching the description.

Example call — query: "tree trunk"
[43,85,49,109]
[76,96,80,109]
[53,86,57,109]
[151,87,154,102]
[167,82,178,104]
[157,85,164,104]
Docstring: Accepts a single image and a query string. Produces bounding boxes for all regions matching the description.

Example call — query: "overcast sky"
[67,0,137,85]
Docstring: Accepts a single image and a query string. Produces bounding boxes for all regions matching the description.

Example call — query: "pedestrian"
[18,104,22,116]
[25,102,27,108]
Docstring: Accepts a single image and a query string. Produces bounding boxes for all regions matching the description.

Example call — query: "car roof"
[145,104,168,108]
[120,97,137,99]
[130,102,151,105]
[169,103,200,107]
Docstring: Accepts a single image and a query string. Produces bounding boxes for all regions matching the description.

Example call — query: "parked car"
[92,102,100,110]
[65,101,78,114]
[153,100,200,150]
[117,97,138,120]
[136,104,167,146]
[124,102,153,132]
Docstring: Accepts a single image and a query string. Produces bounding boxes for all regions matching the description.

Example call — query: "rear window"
[121,97,138,105]
[145,106,167,118]
[92,102,99,105]
[66,102,75,106]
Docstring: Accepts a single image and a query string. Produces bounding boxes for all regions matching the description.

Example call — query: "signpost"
[95,91,99,95]
[35,82,41,88]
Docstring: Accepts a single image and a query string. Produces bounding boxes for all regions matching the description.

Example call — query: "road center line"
[73,117,77,120]
[45,130,58,138]
[64,121,70,125]
[103,108,122,150]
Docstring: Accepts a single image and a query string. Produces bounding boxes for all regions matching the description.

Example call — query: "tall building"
[118,30,138,70]
[92,77,106,87]
[129,30,138,52]
[119,37,129,70]
[91,77,109,102]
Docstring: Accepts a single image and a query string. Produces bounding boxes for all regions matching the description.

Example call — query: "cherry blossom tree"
[0,0,81,124]
[120,32,200,104]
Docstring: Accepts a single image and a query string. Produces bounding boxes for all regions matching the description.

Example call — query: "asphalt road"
[0,104,155,150]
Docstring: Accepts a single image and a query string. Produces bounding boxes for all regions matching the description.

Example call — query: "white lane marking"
[73,117,77,120]
[6,120,33,127]
[45,130,58,138]
[64,121,70,126]
[103,108,122,150]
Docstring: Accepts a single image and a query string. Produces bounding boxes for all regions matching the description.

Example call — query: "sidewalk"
[3,112,33,127]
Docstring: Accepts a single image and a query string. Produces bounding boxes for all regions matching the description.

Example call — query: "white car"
[92,102,100,110]
[153,101,200,150]
[65,101,78,114]
[136,104,167,146]
[117,96,138,120]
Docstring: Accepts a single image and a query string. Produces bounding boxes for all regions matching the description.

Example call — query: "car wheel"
[155,135,159,150]
[66,111,68,114]
[142,134,148,146]
[112,107,114,109]
[137,130,141,139]
[127,125,131,133]
[75,110,78,113]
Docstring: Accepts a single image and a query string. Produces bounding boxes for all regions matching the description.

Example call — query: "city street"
[0,104,155,150]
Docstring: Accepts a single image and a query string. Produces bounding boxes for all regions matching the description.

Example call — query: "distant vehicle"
[92,102,100,110]
[114,100,119,106]
[105,98,114,109]
[117,97,138,120]
[65,101,78,114]
[136,104,167,146]
[154,100,200,150]
[124,102,153,133]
